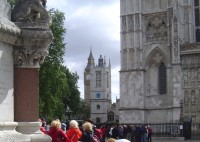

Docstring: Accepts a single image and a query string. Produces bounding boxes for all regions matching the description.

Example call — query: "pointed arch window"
[159,62,167,94]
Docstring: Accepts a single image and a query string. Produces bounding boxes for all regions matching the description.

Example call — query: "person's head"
[50,119,61,129]
[61,123,66,131]
[69,120,79,128]
[107,138,115,142]
[82,122,93,131]
[85,118,94,124]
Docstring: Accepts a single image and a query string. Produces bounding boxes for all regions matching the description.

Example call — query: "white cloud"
[47,0,120,103]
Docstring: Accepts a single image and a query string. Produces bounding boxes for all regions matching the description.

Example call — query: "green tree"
[39,9,82,121]
[75,99,90,120]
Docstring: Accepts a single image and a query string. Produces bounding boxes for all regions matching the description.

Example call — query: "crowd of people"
[39,118,152,142]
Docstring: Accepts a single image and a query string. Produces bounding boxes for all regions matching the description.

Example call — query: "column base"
[0,122,30,142]
[16,122,51,142]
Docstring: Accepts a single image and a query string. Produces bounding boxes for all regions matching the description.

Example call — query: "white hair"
[69,120,79,128]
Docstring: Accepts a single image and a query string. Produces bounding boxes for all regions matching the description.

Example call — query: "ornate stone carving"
[181,54,200,70]
[135,13,140,31]
[11,0,51,24]
[121,16,126,33]
[183,71,188,87]
[181,43,200,52]
[13,28,52,68]
[145,13,168,43]
[184,90,189,104]
[128,15,134,32]
[191,90,196,104]
[173,16,178,34]
[173,37,178,56]
[13,48,48,67]
[198,68,200,86]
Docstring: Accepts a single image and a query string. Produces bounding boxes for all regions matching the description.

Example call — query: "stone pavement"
[152,137,200,142]
[153,140,199,142]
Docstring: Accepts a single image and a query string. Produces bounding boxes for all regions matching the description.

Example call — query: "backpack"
[91,133,101,142]
[94,128,102,141]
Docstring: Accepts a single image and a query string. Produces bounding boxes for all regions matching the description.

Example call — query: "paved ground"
[153,140,200,142]
[152,137,200,142]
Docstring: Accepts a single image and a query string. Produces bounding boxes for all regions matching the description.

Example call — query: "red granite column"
[14,68,39,122]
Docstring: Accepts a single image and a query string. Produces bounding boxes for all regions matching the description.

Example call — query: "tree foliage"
[39,9,81,121]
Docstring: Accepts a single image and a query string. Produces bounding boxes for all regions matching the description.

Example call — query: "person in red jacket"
[66,120,82,142]
[48,119,69,142]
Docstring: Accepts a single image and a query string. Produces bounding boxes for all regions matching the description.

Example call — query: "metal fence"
[191,123,200,140]
[120,123,200,140]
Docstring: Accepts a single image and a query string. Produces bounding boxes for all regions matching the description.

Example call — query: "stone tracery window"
[147,51,168,95]
[96,71,102,87]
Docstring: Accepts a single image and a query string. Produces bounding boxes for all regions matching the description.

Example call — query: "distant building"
[119,0,200,124]
[84,50,113,123]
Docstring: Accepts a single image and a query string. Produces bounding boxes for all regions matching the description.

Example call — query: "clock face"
[86,74,90,80]
[96,93,101,98]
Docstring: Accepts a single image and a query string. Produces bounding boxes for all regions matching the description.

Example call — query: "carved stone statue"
[11,0,51,23]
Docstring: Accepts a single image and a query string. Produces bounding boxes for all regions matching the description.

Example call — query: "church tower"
[84,51,112,123]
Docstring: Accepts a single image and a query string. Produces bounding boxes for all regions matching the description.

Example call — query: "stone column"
[13,24,53,141]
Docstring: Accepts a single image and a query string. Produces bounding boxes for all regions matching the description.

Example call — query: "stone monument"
[0,0,53,141]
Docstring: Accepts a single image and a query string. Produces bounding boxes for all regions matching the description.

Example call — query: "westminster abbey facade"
[119,0,200,124]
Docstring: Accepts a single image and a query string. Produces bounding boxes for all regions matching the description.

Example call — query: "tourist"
[47,119,69,142]
[85,119,103,141]
[100,124,106,142]
[66,120,82,142]
[62,123,67,132]
[79,122,93,142]
[107,138,130,142]
[147,125,152,142]
[39,118,47,134]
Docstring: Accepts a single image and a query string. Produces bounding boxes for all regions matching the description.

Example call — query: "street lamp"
[66,106,72,120]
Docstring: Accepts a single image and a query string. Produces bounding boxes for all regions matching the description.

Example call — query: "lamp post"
[66,106,72,120]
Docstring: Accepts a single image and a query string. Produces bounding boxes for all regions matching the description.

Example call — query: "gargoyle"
[11,0,51,23]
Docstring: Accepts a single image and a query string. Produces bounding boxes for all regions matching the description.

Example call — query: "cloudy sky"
[47,0,120,102]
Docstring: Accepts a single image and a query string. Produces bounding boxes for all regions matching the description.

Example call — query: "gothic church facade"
[120,0,200,123]
[84,51,112,123]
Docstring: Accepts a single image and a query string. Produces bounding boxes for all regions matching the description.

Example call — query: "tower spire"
[86,46,95,69]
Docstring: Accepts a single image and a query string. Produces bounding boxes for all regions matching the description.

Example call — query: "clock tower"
[84,50,112,123]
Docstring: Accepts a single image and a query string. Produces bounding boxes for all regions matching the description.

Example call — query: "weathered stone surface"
[0,43,14,122]
[0,0,11,19]
[119,0,200,123]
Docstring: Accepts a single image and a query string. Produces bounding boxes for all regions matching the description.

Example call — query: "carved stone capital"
[13,27,53,68]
